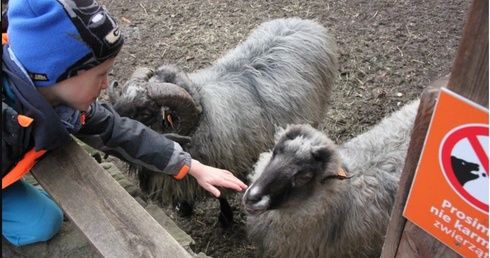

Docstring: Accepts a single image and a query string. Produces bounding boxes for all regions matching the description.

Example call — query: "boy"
[2,0,247,246]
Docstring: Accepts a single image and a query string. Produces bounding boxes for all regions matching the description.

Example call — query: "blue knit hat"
[7,0,124,87]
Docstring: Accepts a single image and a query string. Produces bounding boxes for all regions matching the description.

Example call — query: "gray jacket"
[76,102,192,177]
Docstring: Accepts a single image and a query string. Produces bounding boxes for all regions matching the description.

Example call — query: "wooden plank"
[30,139,192,258]
[380,75,452,258]
[382,0,488,256]
[396,222,461,258]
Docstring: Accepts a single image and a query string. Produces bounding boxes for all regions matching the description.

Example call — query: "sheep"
[242,99,420,258]
[110,17,338,224]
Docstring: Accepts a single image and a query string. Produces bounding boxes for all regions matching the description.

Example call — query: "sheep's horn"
[108,67,153,105]
[108,81,119,105]
[130,67,154,81]
[120,67,154,95]
[147,82,201,136]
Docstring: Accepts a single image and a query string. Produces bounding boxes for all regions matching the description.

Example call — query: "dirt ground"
[97,0,471,257]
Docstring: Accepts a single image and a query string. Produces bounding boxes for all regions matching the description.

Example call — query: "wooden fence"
[31,140,192,258]
[381,0,488,256]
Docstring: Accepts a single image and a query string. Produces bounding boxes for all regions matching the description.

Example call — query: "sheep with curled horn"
[110,17,338,226]
[243,99,420,258]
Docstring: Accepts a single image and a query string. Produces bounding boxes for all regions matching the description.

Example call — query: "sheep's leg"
[218,197,233,227]
[172,198,233,228]
[173,200,194,217]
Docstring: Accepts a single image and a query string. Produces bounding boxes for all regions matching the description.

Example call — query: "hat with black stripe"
[7,0,124,86]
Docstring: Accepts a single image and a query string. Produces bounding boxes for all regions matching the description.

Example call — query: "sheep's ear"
[321,167,353,183]
[311,145,330,162]
[274,126,287,143]
[336,167,352,180]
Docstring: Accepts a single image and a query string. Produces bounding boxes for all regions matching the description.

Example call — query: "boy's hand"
[188,159,248,198]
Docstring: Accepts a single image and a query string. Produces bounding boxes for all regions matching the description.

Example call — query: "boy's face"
[37,58,116,111]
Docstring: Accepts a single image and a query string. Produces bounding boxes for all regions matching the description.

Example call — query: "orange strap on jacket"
[2,115,47,189]
[2,33,8,45]
[173,165,190,180]
[2,148,47,189]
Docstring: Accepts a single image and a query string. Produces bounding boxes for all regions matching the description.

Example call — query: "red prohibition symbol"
[440,124,489,213]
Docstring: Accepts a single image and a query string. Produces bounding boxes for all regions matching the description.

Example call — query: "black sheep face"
[112,85,163,132]
[243,132,338,215]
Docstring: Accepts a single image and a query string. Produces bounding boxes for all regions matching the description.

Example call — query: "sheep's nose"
[242,185,260,204]
[242,187,271,215]
[244,193,260,204]
[242,185,266,205]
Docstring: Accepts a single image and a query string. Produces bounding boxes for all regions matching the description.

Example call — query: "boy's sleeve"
[74,101,191,179]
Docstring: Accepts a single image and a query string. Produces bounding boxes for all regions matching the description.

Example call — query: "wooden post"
[31,140,193,258]
[446,0,489,107]
[381,0,488,257]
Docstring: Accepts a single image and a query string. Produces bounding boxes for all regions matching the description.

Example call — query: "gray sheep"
[110,18,338,223]
[243,99,420,258]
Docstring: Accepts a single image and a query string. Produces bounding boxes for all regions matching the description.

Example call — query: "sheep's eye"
[294,171,313,187]
[141,110,153,120]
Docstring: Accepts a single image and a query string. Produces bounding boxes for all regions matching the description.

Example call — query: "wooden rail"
[381,0,488,257]
[31,139,192,258]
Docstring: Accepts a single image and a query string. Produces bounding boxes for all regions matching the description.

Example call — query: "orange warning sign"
[404,88,489,258]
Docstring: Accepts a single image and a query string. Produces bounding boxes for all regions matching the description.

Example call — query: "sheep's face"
[112,81,165,132]
[111,66,201,135]
[242,124,341,215]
